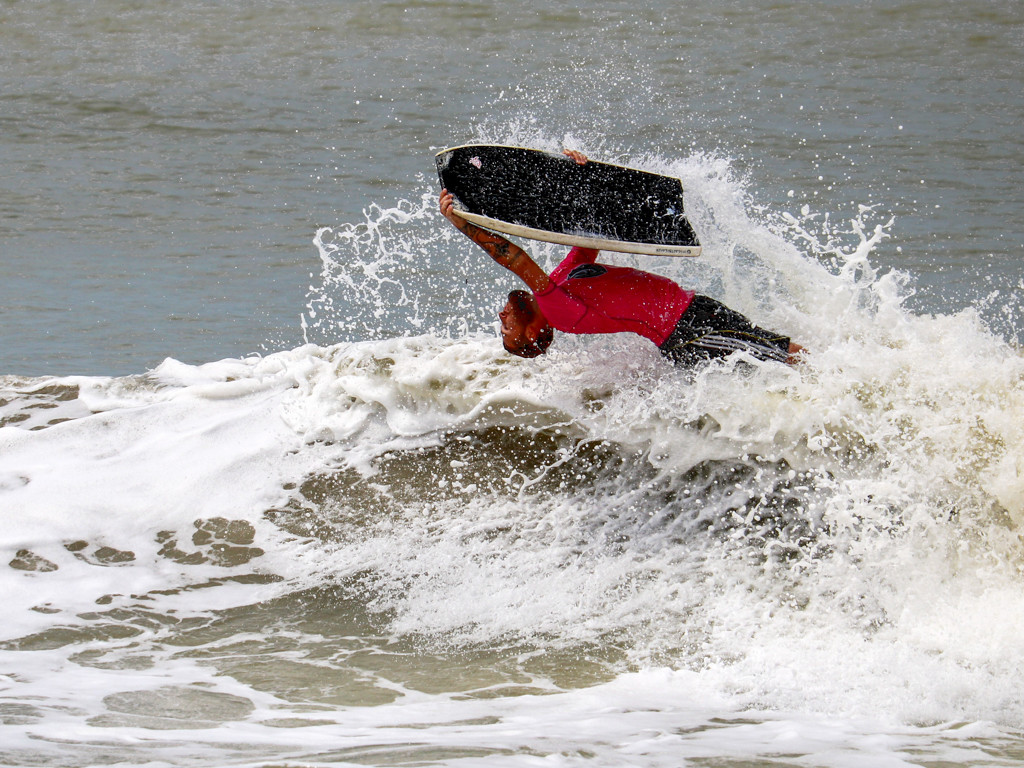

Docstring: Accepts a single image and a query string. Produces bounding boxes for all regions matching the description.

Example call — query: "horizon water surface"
[2,1,1024,767]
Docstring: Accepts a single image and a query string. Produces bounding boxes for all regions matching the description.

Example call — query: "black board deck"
[435,144,701,257]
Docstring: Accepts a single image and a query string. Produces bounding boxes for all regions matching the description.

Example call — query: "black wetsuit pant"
[659,295,790,366]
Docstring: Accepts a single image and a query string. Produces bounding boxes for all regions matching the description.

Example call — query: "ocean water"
[2,1,1024,766]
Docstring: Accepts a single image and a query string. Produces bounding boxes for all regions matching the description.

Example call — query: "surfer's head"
[500,290,553,358]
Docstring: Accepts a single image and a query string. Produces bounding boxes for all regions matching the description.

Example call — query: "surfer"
[439,150,802,366]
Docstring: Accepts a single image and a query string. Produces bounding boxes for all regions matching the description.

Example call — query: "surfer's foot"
[786,342,805,365]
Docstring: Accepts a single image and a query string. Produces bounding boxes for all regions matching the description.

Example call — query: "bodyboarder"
[440,149,802,366]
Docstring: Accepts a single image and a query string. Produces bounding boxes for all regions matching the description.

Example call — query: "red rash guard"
[533,247,694,346]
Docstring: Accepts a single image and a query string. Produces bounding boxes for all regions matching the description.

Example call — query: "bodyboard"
[435,144,701,257]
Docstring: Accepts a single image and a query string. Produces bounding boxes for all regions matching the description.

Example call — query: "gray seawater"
[3,2,1024,767]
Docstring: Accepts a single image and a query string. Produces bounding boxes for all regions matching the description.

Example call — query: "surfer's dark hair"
[504,325,554,358]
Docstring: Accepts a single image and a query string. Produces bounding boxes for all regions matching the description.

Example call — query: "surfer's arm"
[440,189,551,293]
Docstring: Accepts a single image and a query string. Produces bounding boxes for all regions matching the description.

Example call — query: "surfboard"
[435,144,701,257]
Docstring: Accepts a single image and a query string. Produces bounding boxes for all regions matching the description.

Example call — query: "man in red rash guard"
[439,150,802,367]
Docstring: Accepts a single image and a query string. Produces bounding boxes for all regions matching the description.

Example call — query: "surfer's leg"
[660,296,792,366]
